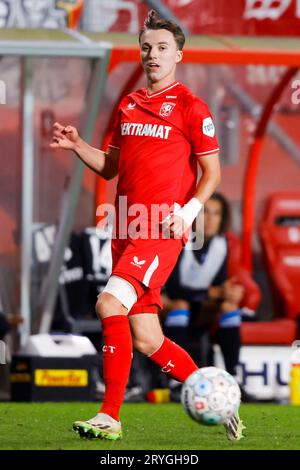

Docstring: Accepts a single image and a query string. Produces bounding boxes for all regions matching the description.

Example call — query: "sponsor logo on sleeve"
[202,117,215,137]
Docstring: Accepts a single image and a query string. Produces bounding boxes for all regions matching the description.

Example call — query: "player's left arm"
[194,152,221,204]
[163,152,221,238]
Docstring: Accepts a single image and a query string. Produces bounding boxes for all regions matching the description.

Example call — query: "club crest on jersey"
[202,117,215,137]
[159,102,176,117]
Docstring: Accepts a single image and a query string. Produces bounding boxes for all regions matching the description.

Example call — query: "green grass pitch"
[0,402,300,450]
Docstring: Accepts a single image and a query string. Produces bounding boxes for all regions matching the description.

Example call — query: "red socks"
[99,315,132,421]
[149,337,198,382]
[99,319,197,420]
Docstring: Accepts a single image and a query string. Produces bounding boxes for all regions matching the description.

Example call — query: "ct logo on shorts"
[159,102,176,117]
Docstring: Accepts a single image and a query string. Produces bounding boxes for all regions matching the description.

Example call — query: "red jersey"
[109,81,219,221]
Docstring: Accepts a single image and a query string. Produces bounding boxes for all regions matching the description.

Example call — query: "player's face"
[140,29,183,85]
[204,199,223,239]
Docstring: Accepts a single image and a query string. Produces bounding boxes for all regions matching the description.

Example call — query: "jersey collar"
[145,81,179,99]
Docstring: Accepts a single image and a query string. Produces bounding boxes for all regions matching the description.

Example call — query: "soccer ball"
[181,367,241,426]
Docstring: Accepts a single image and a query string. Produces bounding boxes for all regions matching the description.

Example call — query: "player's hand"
[161,212,189,239]
[49,122,80,150]
[161,198,203,239]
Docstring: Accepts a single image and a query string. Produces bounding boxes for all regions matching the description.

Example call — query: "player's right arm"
[50,122,119,180]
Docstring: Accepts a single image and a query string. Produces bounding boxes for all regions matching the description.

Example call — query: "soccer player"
[50,10,244,441]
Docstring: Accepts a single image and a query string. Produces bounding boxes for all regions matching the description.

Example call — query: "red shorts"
[111,237,183,315]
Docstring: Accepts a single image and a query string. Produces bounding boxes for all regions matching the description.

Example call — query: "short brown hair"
[139,10,185,51]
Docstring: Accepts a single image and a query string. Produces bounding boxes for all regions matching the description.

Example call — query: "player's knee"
[133,335,163,356]
[96,275,138,319]
[95,292,126,319]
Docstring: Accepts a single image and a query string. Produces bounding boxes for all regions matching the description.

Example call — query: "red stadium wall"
[90,0,300,36]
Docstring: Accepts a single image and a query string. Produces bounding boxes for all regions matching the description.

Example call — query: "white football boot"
[224,411,246,441]
[73,412,122,441]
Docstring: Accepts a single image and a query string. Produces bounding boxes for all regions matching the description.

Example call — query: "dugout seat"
[240,318,297,345]
[226,231,297,345]
[260,192,300,323]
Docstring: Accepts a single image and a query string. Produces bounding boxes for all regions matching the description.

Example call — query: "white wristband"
[175,197,203,227]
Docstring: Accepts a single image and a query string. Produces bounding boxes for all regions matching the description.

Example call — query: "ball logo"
[202,117,215,137]
[213,376,229,392]
[159,102,176,117]
[194,378,212,396]
[195,398,208,413]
